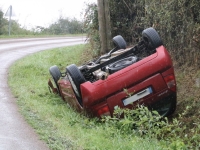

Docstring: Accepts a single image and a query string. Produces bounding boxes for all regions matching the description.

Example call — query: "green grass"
[8,44,166,149]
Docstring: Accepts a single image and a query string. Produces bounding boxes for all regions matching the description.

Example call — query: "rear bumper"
[89,89,176,118]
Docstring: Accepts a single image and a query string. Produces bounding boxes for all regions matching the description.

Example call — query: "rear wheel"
[142,27,163,50]
[150,94,177,117]
[66,64,86,105]
[49,65,62,94]
[112,35,127,49]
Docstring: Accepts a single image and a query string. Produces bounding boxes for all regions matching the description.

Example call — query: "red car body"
[49,28,176,118]
[53,45,176,117]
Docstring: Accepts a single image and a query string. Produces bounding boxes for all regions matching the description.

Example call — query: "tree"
[97,0,111,54]
[47,17,83,35]
[0,10,8,35]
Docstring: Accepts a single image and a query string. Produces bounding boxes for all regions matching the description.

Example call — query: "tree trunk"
[97,0,111,54]
[97,0,107,54]
[104,0,112,50]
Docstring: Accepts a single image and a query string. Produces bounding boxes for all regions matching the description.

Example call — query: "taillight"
[164,74,176,92]
[97,105,111,117]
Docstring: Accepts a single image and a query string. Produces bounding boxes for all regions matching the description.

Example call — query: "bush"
[102,105,200,149]
[83,3,100,57]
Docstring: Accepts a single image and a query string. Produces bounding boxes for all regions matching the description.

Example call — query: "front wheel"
[66,64,86,106]
[49,65,62,94]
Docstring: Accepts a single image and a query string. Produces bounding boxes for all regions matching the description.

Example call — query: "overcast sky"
[0,0,96,29]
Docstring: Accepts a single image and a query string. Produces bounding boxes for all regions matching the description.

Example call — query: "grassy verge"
[174,66,200,139]
[8,44,165,149]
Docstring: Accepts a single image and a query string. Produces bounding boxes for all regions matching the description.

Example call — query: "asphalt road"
[0,36,86,150]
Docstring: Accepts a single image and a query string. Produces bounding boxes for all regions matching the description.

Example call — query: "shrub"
[101,105,199,149]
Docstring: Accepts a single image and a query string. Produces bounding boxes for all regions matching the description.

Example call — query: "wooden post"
[97,0,107,54]
[104,0,112,50]
[97,0,111,54]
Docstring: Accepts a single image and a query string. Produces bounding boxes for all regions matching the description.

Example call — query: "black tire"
[142,27,163,50]
[108,56,138,73]
[160,97,177,117]
[165,96,177,116]
[66,64,86,105]
[49,65,62,94]
[112,35,127,49]
[150,94,177,117]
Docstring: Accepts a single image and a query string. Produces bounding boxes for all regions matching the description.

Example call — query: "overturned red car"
[48,27,177,118]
